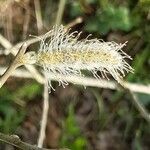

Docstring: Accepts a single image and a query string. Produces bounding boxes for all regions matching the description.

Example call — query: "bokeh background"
[0,0,150,150]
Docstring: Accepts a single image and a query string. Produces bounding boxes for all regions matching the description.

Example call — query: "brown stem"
[0,132,69,150]
[0,43,27,88]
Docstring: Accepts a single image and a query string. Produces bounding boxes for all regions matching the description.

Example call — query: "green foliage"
[85,5,133,34]
[60,104,87,150]
[0,87,25,133]
[0,102,25,133]
[13,82,42,101]
[127,47,150,83]
[136,93,150,106]
[69,1,84,17]
[0,82,41,133]
[139,0,150,11]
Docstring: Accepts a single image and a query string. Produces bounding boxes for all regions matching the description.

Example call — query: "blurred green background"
[0,0,150,150]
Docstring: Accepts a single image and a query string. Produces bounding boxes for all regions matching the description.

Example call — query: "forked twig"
[0,43,27,88]
[0,33,44,84]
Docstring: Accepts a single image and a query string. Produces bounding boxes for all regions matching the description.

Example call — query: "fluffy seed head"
[36,25,133,89]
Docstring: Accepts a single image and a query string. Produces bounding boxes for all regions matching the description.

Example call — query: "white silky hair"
[36,25,133,90]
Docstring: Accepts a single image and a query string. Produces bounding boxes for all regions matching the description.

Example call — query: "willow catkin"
[34,25,133,89]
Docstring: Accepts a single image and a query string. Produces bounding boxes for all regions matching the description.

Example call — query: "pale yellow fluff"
[35,25,133,89]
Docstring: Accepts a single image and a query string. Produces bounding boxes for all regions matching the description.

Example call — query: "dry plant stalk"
[0,43,36,88]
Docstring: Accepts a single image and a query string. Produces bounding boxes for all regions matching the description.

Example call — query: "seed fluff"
[36,25,133,90]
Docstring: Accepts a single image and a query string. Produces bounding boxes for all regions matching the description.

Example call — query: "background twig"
[0,132,69,150]
[0,33,44,84]
[55,0,66,25]
[34,0,43,34]
[0,43,27,88]
[38,79,49,148]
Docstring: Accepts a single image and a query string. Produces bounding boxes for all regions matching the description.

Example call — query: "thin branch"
[128,90,150,123]
[38,79,49,148]
[6,5,13,42]
[0,43,27,88]
[0,132,69,150]
[55,0,66,25]
[1,16,83,55]
[48,73,150,95]
[0,67,149,94]
[0,34,12,48]
[0,67,33,78]
[22,0,31,40]
[34,0,43,34]
[25,65,44,84]
[0,33,44,84]
[1,16,83,56]
[2,31,53,55]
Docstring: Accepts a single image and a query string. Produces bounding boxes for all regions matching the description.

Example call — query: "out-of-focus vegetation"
[0,0,150,150]
[60,104,87,150]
